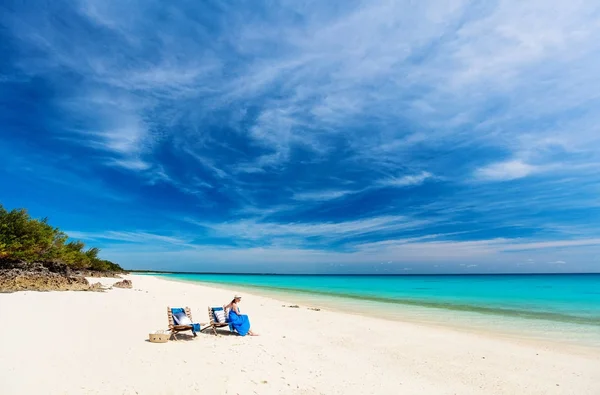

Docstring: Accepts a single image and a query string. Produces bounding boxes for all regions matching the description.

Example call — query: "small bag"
[149,330,170,343]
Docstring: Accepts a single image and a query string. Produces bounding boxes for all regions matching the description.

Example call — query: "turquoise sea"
[154,273,600,347]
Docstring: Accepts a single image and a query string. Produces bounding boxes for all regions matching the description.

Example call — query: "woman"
[224,295,258,336]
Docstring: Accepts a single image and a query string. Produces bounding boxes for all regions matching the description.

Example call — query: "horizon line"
[129,269,600,276]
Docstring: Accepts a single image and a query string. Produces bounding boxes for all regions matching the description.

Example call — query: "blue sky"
[1,0,600,273]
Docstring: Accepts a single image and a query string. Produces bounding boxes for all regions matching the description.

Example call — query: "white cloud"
[58,91,154,171]
[182,149,228,179]
[108,158,151,171]
[293,189,354,201]
[100,233,600,273]
[344,236,600,264]
[474,160,538,181]
[194,215,433,244]
[501,239,600,251]
[379,171,432,187]
[66,230,191,246]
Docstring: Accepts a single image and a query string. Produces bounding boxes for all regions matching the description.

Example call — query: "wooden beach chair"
[167,306,198,340]
[201,306,233,336]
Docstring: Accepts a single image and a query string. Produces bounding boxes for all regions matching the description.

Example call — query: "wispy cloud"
[500,238,600,251]
[66,230,192,247]
[2,0,600,272]
[58,91,153,171]
[191,215,434,247]
[378,172,433,187]
[292,189,355,201]
[474,160,538,181]
[100,233,600,273]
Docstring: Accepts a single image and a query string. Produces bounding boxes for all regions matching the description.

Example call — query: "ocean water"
[155,273,600,346]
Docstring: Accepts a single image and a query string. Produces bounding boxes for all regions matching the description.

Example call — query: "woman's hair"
[230,298,238,305]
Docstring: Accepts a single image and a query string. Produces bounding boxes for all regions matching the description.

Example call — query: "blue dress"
[228,308,251,336]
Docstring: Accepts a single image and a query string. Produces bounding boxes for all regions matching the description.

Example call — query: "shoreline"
[156,276,600,325]
[1,274,599,394]
[154,274,600,351]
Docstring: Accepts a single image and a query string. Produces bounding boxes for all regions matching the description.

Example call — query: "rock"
[0,269,91,292]
[0,259,124,293]
[89,282,105,292]
[112,279,132,289]
[0,260,66,274]
[42,260,73,275]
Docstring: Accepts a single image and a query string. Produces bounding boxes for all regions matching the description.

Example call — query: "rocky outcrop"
[112,279,132,289]
[0,260,71,274]
[89,282,105,292]
[0,269,91,292]
[0,260,108,293]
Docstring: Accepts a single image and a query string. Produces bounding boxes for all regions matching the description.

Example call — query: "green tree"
[0,204,124,272]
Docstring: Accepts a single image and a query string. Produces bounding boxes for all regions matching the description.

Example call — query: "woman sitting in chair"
[224,295,258,336]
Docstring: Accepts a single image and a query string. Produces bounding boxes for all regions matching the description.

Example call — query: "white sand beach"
[0,274,598,395]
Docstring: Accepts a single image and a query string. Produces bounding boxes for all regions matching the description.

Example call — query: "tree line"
[0,204,124,272]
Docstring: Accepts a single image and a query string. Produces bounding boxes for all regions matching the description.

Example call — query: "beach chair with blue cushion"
[200,306,234,336]
[167,306,201,340]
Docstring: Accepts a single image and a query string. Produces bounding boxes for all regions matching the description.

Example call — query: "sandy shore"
[0,275,598,395]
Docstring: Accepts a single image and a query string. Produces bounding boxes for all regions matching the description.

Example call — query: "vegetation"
[0,204,123,272]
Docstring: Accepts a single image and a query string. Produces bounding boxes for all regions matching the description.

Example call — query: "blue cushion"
[211,307,227,323]
[211,307,221,320]
[171,308,192,325]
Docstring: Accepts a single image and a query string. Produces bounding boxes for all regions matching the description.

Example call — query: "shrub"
[0,204,123,272]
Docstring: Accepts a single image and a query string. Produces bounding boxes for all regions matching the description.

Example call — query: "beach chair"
[201,306,234,336]
[167,306,199,340]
